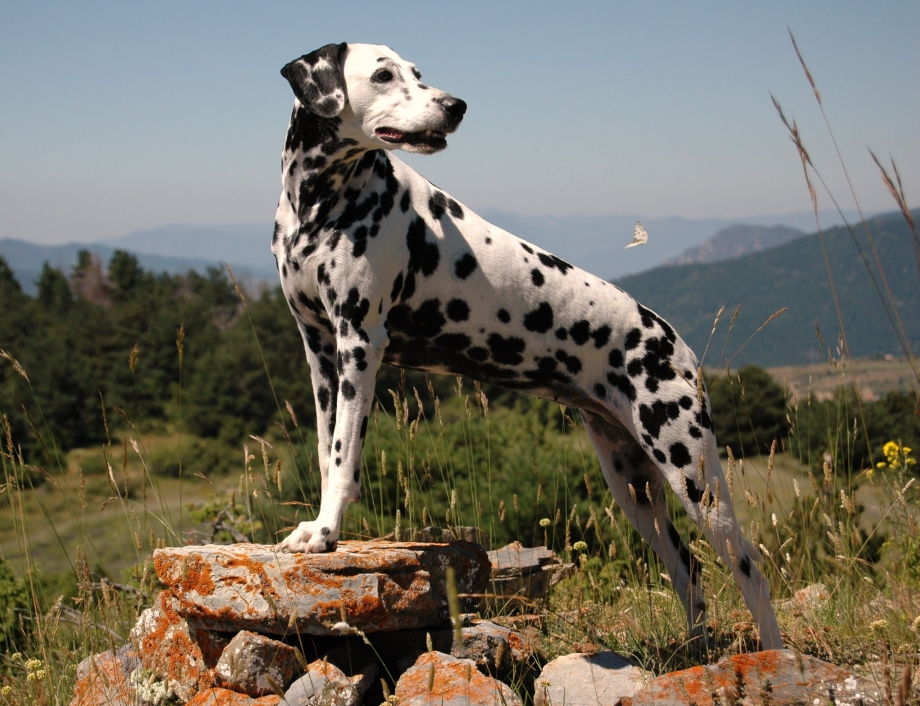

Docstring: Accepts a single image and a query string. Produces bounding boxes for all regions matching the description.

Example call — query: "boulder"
[215,630,303,696]
[623,649,884,705]
[69,645,139,706]
[153,540,490,635]
[129,590,214,700]
[534,651,650,706]
[186,688,282,705]
[283,659,360,706]
[395,651,522,706]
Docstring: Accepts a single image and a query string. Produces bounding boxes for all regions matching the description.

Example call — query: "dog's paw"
[277,521,339,554]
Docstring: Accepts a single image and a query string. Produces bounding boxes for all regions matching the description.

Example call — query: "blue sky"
[1,1,917,245]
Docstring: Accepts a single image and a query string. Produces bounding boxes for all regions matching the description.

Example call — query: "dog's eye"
[373,69,394,83]
[412,69,422,80]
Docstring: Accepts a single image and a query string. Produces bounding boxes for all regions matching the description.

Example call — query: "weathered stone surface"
[387,525,491,549]
[487,542,572,608]
[129,590,214,701]
[534,651,650,706]
[69,645,139,706]
[186,688,282,705]
[395,651,522,706]
[283,659,360,706]
[153,540,490,636]
[451,620,538,674]
[623,649,884,706]
[215,630,303,696]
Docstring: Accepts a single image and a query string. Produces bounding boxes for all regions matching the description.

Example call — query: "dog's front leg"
[278,323,386,553]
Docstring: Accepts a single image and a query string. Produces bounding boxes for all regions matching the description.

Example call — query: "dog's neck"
[282,104,387,239]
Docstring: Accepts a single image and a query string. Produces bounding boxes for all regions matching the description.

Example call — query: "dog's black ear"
[281,43,348,118]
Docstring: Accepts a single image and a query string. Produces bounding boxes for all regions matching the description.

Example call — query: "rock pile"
[70,540,541,706]
[69,540,890,705]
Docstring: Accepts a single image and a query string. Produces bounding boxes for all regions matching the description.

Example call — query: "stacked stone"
[69,540,540,706]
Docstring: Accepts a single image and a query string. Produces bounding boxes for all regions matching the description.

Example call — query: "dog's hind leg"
[581,410,709,644]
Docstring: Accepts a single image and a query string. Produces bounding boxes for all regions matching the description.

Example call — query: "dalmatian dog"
[272,43,783,650]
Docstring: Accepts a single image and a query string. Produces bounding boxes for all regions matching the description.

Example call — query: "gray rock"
[283,660,359,706]
[215,630,302,696]
[626,649,884,706]
[534,652,650,706]
[152,540,491,636]
[487,542,573,609]
[395,651,522,706]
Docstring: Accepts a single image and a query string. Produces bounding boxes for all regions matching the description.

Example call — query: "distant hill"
[0,239,272,295]
[614,211,920,367]
[481,209,852,280]
[101,223,278,281]
[664,224,805,266]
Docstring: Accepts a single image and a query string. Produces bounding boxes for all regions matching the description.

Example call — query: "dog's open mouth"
[375,127,447,150]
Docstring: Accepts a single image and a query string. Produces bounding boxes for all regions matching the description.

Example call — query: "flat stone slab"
[623,649,884,706]
[153,540,490,636]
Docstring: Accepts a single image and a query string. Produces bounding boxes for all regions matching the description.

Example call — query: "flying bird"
[625,221,648,248]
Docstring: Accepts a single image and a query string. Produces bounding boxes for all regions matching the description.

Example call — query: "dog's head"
[281,43,466,154]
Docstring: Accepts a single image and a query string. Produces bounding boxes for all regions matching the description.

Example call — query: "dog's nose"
[439,96,467,120]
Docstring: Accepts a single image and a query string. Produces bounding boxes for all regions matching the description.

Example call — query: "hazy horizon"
[1,2,917,249]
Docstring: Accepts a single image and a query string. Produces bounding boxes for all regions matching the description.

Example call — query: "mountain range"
[614,210,920,367]
[1,210,914,367]
[0,208,852,294]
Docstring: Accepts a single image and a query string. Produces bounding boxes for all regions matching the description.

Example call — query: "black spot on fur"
[669,442,691,468]
[569,320,590,345]
[428,192,448,220]
[447,198,464,219]
[400,190,411,212]
[320,526,331,536]
[406,217,440,277]
[387,299,446,338]
[608,349,624,368]
[594,383,606,398]
[624,328,642,350]
[591,325,611,348]
[523,302,554,333]
[653,449,666,463]
[497,309,511,323]
[435,333,471,349]
[607,373,636,402]
[318,387,330,411]
[454,253,477,279]
[341,380,356,400]
[487,333,526,366]
[537,252,574,275]
[684,477,703,503]
[531,269,544,286]
[446,299,470,322]
[555,327,568,341]
[390,272,404,302]
[639,401,671,439]
[739,555,751,577]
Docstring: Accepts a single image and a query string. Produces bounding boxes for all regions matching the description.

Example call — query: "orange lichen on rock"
[184,687,282,706]
[151,541,489,636]
[68,647,137,706]
[129,590,214,701]
[624,649,881,706]
[395,651,522,706]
